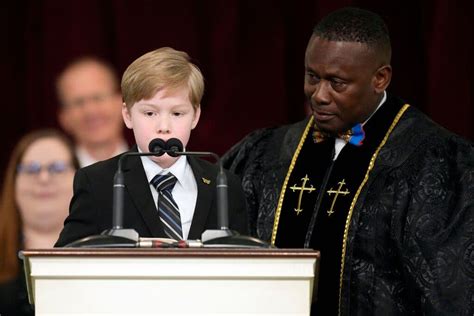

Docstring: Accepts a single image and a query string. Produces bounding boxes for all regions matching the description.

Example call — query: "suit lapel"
[123,150,165,237]
[187,157,215,239]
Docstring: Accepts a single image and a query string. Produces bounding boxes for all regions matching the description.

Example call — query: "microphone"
[148,138,166,155]
[165,138,182,157]
[108,139,167,231]
[164,138,269,248]
[164,138,230,231]
[65,138,269,248]
[65,139,168,248]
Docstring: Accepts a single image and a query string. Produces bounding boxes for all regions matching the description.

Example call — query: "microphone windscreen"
[166,138,183,157]
[148,138,166,156]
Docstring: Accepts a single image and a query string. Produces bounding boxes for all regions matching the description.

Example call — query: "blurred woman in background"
[0,129,79,315]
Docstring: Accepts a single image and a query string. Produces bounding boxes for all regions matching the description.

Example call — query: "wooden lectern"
[21,248,319,315]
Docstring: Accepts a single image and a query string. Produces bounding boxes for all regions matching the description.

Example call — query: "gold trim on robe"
[337,104,410,315]
[271,116,314,245]
[269,104,411,316]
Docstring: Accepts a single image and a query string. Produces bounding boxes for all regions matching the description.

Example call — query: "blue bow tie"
[312,123,365,146]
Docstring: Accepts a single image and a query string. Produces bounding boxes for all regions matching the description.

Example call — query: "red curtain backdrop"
[1,0,472,180]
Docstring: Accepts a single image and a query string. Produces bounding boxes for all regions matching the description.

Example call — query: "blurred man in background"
[56,57,128,167]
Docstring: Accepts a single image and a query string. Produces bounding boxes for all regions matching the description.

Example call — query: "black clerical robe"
[223,94,474,315]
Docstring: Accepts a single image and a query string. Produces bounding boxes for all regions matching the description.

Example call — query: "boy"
[56,48,248,246]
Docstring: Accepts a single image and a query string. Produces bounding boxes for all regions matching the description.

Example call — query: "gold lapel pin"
[202,177,211,185]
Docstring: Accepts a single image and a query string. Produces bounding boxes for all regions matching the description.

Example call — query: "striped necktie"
[150,172,183,240]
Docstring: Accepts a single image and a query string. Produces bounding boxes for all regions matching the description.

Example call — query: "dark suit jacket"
[56,149,249,247]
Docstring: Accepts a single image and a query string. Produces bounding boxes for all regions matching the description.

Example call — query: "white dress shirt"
[140,154,198,240]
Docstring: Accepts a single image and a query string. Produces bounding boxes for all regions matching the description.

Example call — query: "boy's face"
[122,86,200,168]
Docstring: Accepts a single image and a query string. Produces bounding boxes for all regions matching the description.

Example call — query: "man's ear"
[191,106,201,130]
[122,104,133,129]
[58,108,72,133]
[373,65,392,93]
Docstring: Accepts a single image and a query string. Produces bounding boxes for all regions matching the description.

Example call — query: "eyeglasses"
[17,161,72,176]
[64,92,115,108]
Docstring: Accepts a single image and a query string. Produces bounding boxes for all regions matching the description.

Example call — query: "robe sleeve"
[395,136,474,315]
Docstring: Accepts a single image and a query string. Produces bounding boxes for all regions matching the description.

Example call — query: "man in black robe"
[223,7,474,316]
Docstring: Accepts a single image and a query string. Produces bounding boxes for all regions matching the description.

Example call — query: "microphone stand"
[170,148,270,248]
[66,138,270,248]
[65,151,164,248]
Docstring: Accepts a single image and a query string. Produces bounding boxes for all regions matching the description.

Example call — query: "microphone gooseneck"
[65,138,169,248]
[162,139,268,247]
[163,138,229,230]
[65,137,269,248]
[113,138,168,230]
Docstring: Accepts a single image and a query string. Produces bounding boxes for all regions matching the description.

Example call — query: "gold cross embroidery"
[326,179,350,216]
[289,174,316,215]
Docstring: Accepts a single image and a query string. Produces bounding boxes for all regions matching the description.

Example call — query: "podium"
[21,248,319,316]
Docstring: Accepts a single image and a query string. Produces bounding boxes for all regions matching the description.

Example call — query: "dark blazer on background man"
[55,147,249,247]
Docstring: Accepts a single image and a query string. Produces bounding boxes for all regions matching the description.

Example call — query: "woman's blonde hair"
[121,47,204,110]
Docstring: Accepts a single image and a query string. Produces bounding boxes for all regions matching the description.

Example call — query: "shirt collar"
[362,91,387,126]
[140,149,188,186]
[333,91,387,160]
[335,91,387,142]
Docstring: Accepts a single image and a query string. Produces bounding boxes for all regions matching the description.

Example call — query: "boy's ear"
[191,106,201,130]
[122,103,133,129]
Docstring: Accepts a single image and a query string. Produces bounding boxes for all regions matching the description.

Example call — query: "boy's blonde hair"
[121,47,204,110]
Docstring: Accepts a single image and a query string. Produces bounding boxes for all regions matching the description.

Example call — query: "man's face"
[122,86,200,169]
[304,36,389,134]
[58,62,124,148]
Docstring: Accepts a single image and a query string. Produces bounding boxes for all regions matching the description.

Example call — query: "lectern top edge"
[20,248,320,259]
